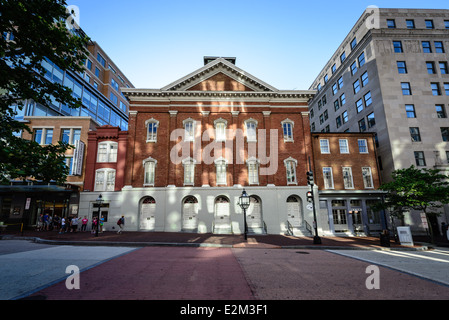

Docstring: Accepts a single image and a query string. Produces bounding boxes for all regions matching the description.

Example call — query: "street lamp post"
[238,189,250,241]
[95,194,103,238]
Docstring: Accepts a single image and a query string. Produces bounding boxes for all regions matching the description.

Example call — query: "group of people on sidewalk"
[36,213,125,235]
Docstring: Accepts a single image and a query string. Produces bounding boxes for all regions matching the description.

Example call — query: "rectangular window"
[216,161,227,185]
[353,79,360,94]
[97,142,118,163]
[422,41,432,53]
[362,167,374,188]
[147,122,158,142]
[364,91,372,107]
[95,169,116,192]
[359,118,366,132]
[184,162,195,186]
[439,62,448,74]
[445,83,449,96]
[431,83,441,96]
[406,19,415,29]
[387,19,396,28]
[393,41,403,53]
[97,53,106,67]
[441,127,449,142]
[356,99,364,113]
[110,92,118,105]
[34,129,43,144]
[285,160,297,184]
[427,62,436,74]
[338,113,346,126]
[401,82,412,95]
[367,112,376,128]
[184,121,195,141]
[358,52,365,67]
[340,52,346,63]
[436,105,447,118]
[406,105,416,118]
[246,121,257,142]
[332,83,338,95]
[445,20,449,29]
[342,167,354,189]
[248,162,259,185]
[215,122,226,141]
[414,151,426,166]
[339,139,349,153]
[410,127,421,142]
[336,116,342,128]
[361,71,369,87]
[351,61,357,75]
[425,20,434,29]
[334,99,340,112]
[340,93,346,106]
[338,77,344,89]
[435,41,445,53]
[397,61,407,74]
[358,139,368,153]
[144,161,156,186]
[332,64,337,74]
[95,67,100,78]
[283,122,293,142]
[111,78,119,91]
[320,139,330,154]
[323,167,334,189]
[351,37,357,49]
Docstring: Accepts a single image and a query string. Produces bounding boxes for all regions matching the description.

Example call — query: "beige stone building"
[308,8,449,234]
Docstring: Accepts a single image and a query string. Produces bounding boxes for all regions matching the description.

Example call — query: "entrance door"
[247,196,263,229]
[332,200,349,233]
[214,196,231,234]
[287,196,302,227]
[140,197,156,231]
[182,196,199,232]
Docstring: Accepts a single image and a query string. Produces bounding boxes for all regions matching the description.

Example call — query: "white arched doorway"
[247,196,264,234]
[139,197,156,231]
[287,195,303,227]
[182,196,199,232]
[214,196,231,234]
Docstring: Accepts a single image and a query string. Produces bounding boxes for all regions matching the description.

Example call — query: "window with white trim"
[342,167,354,189]
[183,118,196,142]
[215,158,227,185]
[339,139,349,154]
[284,157,298,185]
[362,167,374,188]
[97,141,118,163]
[358,139,368,153]
[281,119,294,142]
[143,158,157,186]
[214,118,227,142]
[34,128,53,145]
[244,119,258,142]
[94,168,116,192]
[146,118,159,142]
[182,158,196,186]
[246,158,260,185]
[323,167,334,189]
[320,139,330,154]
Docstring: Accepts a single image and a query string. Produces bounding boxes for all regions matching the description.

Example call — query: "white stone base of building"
[78,186,324,236]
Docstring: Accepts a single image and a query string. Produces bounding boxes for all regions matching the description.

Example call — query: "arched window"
[182,158,197,186]
[214,118,228,141]
[244,118,258,142]
[284,157,298,185]
[145,118,159,143]
[97,141,118,163]
[143,157,157,186]
[281,119,294,142]
[246,157,260,185]
[142,197,156,204]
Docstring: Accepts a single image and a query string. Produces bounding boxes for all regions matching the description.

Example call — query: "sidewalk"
[0,229,432,250]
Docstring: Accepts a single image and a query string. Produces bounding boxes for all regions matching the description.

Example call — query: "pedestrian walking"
[71,216,79,233]
[81,216,88,232]
[117,216,125,234]
[36,214,43,231]
[59,217,66,234]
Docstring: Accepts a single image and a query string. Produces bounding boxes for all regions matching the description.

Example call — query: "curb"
[1,235,429,251]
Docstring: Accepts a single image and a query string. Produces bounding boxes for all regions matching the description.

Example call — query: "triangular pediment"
[161,58,278,92]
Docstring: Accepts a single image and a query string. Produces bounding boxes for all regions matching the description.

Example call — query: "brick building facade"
[80,57,321,235]
[311,132,385,235]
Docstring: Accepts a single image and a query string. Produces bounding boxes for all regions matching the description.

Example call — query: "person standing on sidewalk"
[117,216,125,234]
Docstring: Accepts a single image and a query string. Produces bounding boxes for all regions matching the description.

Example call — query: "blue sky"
[69,0,448,90]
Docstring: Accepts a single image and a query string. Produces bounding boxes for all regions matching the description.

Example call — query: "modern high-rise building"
[308,8,449,234]
[1,22,134,228]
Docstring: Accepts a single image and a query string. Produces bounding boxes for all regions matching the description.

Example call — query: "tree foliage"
[0,0,89,183]
[378,166,449,240]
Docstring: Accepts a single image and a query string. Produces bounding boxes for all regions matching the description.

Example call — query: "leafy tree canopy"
[0,0,89,183]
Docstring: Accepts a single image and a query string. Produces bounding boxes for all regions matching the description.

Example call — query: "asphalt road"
[1,240,449,304]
